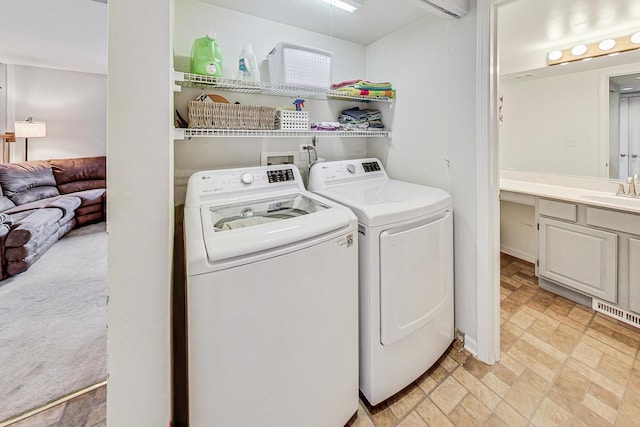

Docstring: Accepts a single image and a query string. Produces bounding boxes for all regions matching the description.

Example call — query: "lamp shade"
[15,121,46,138]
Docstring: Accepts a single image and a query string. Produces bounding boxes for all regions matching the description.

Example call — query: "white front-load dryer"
[309,158,454,406]
[184,164,359,427]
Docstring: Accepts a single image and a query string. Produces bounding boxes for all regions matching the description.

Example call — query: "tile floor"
[10,253,640,426]
[347,253,640,426]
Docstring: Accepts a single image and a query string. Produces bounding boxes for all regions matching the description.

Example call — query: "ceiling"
[199,0,432,46]
[2,0,640,77]
[0,0,107,74]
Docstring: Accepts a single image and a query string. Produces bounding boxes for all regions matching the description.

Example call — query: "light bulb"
[571,44,588,56]
[599,39,616,51]
[548,50,563,61]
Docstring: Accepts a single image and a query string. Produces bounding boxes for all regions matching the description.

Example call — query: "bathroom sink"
[580,194,640,210]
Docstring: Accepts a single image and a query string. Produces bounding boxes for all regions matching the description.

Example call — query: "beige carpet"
[0,222,107,423]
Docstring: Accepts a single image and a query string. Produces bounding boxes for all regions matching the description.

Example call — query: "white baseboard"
[463,335,478,358]
[0,381,107,427]
[500,245,535,264]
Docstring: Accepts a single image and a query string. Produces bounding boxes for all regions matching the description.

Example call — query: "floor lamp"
[15,118,46,161]
[0,132,15,163]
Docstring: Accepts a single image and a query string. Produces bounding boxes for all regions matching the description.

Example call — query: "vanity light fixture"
[319,0,362,12]
[547,31,640,66]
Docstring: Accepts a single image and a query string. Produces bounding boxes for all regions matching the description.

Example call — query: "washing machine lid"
[200,192,353,262]
[314,179,452,227]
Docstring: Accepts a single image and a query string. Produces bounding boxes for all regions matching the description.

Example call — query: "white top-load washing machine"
[184,164,359,427]
[309,158,454,406]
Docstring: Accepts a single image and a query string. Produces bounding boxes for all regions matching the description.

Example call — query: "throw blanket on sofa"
[0,213,13,227]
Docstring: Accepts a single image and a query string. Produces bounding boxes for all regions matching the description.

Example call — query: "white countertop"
[500,171,640,214]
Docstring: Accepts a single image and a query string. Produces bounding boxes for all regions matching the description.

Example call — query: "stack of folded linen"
[331,80,395,98]
[312,121,341,131]
[339,107,384,130]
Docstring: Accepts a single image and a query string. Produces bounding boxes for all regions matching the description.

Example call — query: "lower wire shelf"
[174,128,392,140]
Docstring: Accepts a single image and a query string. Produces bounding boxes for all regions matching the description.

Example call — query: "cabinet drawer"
[586,207,640,236]
[500,191,535,206]
[538,199,577,222]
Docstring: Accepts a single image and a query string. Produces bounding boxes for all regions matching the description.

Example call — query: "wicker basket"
[188,101,276,130]
[275,110,309,130]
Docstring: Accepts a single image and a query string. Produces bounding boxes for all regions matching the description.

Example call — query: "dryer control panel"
[308,158,387,191]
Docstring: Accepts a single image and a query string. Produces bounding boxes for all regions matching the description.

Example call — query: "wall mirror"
[497,0,640,181]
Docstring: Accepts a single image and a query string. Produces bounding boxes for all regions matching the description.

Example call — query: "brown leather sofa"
[0,156,106,279]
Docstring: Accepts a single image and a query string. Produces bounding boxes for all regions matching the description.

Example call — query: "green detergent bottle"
[190,31,223,77]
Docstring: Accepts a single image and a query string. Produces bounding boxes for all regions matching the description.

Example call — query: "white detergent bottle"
[238,44,261,81]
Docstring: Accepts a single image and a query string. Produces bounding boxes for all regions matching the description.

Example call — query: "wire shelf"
[177,128,391,139]
[175,72,393,105]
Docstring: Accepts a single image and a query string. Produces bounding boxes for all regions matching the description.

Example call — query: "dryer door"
[379,210,453,346]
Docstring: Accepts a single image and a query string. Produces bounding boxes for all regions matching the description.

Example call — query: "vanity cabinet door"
[629,238,640,314]
[539,217,618,303]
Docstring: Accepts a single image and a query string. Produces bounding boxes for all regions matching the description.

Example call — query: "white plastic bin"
[267,42,332,89]
[276,110,310,130]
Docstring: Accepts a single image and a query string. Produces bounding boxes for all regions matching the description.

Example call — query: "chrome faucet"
[617,174,640,197]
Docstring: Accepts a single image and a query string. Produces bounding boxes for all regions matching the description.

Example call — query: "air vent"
[592,299,640,329]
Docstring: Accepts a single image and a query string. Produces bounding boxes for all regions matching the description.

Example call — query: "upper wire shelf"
[174,71,394,105]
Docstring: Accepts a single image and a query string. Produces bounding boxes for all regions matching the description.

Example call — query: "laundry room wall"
[173,0,369,204]
[365,14,450,192]
[366,2,495,359]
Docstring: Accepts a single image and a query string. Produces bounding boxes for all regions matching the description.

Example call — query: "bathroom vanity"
[501,170,640,327]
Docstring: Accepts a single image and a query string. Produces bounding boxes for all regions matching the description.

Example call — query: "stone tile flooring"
[347,254,640,426]
[10,253,640,426]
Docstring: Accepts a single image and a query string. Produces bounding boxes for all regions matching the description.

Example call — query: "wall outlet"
[299,143,314,153]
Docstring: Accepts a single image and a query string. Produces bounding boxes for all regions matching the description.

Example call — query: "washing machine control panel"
[191,166,304,201]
